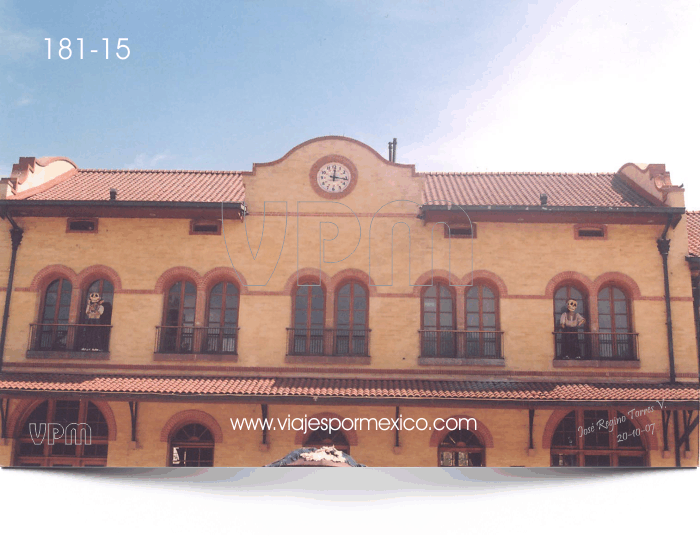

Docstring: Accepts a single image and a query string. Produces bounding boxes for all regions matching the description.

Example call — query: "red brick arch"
[28,264,79,291]
[544,271,594,298]
[428,415,494,448]
[329,270,374,328]
[154,267,206,325]
[541,409,574,449]
[412,269,463,295]
[202,266,247,295]
[591,272,642,300]
[160,410,224,443]
[7,398,117,441]
[283,268,332,294]
[330,268,378,296]
[464,270,508,297]
[77,264,123,291]
[154,266,203,294]
[294,412,359,446]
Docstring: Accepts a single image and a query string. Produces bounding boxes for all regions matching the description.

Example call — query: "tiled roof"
[0,374,697,402]
[14,169,245,203]
[421,172,657,207]
[687,211,700,257]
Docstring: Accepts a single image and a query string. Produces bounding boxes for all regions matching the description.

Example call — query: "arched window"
[291,284,325,355]
[15,400,109,467]
[554,284,588,359]
[161,281,197,353]
[550,410,646,467]
[421,283,455,357]
[597,285,634,360]
[205,282,239,354]
[170,423,214,467]
[466,283,499,357]
[304,428,351,455]
[79,279,114,352]
[335,281,368,356]
[438,429,485,467]
[35,278,73,350]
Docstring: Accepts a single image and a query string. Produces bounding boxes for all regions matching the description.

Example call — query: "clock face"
[316,162,352,193]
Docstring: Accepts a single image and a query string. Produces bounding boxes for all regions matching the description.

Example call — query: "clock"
[309,155,359,199]
[317,162,351,193]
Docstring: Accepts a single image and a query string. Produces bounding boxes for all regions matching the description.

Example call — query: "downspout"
[657,215,676,383]
[657,214,682,467]
[0,212,24,373]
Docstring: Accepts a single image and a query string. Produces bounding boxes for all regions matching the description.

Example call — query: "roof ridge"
[78,168,245,174]
[419,171,614,176]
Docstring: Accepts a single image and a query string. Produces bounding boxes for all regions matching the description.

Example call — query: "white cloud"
[127,152,174,169]
[0,1,45,61]
[402,0,700,206]
[15,95,31,106]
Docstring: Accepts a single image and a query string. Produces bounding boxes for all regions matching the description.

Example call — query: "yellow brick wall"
[1,213,697,375]
[1,399,696,467]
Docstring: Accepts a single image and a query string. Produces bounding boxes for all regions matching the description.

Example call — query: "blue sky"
[1,0,699,205]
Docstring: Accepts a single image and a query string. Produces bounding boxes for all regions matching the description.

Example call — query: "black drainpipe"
[657,215,682,468]
[0,212,24,373]
[657,215,676,383]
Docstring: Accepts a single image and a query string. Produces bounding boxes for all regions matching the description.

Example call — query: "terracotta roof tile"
[14,169,245,203]
[7,164,664,209]
[687,211,700,257]
[0,373,697,402]
[420,172,656,207]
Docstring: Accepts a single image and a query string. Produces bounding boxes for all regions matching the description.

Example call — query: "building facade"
[0,136,698,467]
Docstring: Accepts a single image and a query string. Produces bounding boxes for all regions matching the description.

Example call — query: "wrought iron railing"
[419,330,504,359]
[553,331,638,361]
[29,323,113,352]
[155,326,239,354]
[286,328,371,356]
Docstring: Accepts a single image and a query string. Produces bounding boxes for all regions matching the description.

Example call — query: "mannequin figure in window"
[559,298,585,359]
[84,292,104,351]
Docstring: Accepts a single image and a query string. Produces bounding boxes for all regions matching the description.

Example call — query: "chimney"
[109,188,117,200]
[540,193,548,205]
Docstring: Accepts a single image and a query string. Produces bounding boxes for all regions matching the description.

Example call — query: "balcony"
[27,323,112,359]
[418,330,505,366]
[285,328,371,364]
[553,331,639,366]
[154,326,239,361]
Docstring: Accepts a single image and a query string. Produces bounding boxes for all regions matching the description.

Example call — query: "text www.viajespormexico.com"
[230,416,475,435]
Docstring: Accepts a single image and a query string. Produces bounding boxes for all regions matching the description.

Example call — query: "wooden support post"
[662,410,670,452]
[395,406,400,448]
[0,398,9,439]
[528,409,535,450]
[682,411,694,452]
[128,401,138,442]
[673,410,681,467]
[677,413,698,449]
[261,404,269,445]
